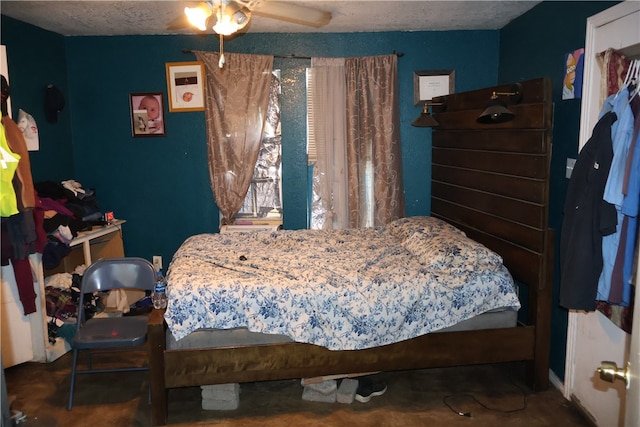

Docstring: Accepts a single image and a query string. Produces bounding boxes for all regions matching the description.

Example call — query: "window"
[236,70,282,224]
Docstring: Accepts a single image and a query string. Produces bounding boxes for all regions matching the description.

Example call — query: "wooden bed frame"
[147,77,554,426]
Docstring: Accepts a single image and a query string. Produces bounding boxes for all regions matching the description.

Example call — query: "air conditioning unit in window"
[219,224,281,233]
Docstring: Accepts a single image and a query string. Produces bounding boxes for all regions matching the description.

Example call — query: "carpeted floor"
[4,349,591,427]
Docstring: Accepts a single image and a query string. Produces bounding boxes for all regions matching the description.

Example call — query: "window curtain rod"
[182,49,404,59]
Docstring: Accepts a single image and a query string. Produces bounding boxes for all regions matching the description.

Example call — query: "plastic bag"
[17,109,39,151]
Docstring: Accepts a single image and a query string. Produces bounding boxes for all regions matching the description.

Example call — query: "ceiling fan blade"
[167,14,191,31]
[252,1,331,28]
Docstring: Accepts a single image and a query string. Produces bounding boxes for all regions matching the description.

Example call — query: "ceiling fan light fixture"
[212,7,250,35]
[233,9,250,26]
[184,2,213,31]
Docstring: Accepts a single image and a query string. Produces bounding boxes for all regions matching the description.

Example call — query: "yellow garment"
[3,115,36,209]
[0,121,20,217]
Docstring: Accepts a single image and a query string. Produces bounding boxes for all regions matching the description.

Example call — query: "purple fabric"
[39,197,76,218]
[13,258,37,315]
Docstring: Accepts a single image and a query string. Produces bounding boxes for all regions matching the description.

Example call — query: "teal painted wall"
[1,16,74,181]
[57,30,498,264]
[499,1,620,380]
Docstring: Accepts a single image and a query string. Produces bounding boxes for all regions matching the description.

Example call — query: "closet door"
[566,2,640,426]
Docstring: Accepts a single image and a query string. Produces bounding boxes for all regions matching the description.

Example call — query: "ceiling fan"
[170,0,331,67]
[169,0,332,36]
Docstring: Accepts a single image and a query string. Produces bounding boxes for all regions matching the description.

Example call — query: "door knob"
[597,361,629,386]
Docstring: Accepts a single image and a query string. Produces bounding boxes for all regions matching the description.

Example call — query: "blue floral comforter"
[164,216,520,350]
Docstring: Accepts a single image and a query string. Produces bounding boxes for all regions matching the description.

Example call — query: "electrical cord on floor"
[442,378,528,418]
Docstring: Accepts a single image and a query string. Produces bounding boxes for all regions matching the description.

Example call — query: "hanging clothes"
[0,122,19,217]
[597,86,635,303]
[0,76,44,315]
[592,48,635,333]
[0,121,39,315]
[2,114,36,210]
[610,95,640,306]
[559,111,618,311]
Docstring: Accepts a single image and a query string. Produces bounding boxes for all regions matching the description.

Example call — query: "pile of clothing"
[35,179,105,270]
[44,270,106,345]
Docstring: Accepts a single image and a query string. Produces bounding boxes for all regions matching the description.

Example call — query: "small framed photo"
[413,69,455,105]
[130,92,165,137]
[166,61,205,112]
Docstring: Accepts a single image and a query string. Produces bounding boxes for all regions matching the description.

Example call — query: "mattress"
[167,308,518,350]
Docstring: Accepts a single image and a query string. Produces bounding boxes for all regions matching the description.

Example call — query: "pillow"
[402,228,503,272]
[385,216,464,242]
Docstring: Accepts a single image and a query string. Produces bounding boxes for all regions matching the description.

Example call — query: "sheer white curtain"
[308,58,348,230]
[308,55,404,230]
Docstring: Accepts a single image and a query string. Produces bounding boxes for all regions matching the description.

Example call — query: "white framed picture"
[165,61,205,112]
[413,69,455,105]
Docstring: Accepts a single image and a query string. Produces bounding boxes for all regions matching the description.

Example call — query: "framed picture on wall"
[130,92,165,137]
[165,61,205,112]
[413,69,455,105]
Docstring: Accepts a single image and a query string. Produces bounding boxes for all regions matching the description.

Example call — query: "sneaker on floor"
[355,378,387,403]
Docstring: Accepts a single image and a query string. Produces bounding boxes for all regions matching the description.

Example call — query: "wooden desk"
[71,219,126,265]
[44,219,126,276]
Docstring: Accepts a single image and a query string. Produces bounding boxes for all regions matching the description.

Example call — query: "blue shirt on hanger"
[598,86,635,302]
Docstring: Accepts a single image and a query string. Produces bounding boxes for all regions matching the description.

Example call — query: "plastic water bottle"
[152,270,167,309]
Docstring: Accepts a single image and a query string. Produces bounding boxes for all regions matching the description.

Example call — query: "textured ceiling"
[1,1,541,36]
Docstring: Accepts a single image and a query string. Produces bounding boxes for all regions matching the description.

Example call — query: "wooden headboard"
[431,77,554,387]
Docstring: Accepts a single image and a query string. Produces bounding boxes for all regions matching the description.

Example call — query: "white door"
[625,275,639,427]
[566,2,640,426]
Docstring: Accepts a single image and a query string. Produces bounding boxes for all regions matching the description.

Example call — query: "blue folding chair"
[67,257,156,410]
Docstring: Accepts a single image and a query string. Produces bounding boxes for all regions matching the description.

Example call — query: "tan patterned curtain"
[195,51,274,224]
[345,55,405,227]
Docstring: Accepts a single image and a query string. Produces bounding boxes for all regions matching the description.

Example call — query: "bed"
[148,77,554,425]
